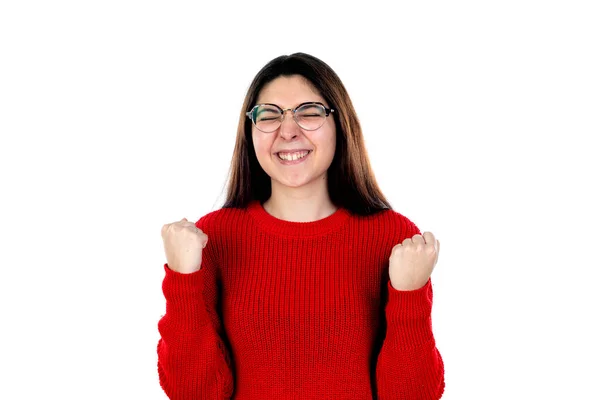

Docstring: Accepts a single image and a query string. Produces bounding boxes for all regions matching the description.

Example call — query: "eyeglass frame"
[246,101,335,133]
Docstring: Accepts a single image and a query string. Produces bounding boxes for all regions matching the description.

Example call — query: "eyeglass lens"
[254,104,326,132]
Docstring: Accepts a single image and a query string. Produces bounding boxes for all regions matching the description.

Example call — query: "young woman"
[158,52,445,399]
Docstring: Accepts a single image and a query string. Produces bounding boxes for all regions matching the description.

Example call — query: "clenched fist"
[161,218,209,274]
[389,231,440,291]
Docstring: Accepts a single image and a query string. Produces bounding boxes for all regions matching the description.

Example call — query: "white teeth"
[278,151,309,161]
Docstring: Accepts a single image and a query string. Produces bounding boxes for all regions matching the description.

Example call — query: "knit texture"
[157,200,445,399]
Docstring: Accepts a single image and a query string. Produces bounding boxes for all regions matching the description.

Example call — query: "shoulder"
[354,207,421,242]
[387,209,421,236]
[192,206,248,263]
[194,206,247,235]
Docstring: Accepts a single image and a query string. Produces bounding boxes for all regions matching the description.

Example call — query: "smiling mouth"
[276,150,311,161]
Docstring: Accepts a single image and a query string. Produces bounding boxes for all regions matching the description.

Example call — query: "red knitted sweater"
[157,200,445,399]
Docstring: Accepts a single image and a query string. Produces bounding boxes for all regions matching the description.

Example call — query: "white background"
[1,1,598,399]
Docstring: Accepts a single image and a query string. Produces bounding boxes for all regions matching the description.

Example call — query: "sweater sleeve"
[157,231,234,399]
[375,219,445,399]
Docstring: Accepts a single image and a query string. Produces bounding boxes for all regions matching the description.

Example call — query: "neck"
[264,180,337,223]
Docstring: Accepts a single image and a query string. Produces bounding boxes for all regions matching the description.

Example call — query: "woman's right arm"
[157,248,234,399]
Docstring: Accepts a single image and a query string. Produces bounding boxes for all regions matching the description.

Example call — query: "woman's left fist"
[389,231,440,291]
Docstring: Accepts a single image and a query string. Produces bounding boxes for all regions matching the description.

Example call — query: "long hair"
[221,52,392,216]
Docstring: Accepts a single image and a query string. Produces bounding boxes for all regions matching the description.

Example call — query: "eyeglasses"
[246,102,335,133]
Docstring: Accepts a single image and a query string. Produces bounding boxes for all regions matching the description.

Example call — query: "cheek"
[252,133,271,157]
[323,127,336,155]
[329,130,336,148]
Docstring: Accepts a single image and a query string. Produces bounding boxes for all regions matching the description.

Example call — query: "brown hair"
[221,52,392,216]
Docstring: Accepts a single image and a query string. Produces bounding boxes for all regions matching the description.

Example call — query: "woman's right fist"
[161,218,208,274]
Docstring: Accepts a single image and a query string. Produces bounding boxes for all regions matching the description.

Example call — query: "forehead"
[257,75,325,107]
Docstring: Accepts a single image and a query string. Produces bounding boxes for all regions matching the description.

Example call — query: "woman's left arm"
[375,220,445,399]
[375,279,445,399]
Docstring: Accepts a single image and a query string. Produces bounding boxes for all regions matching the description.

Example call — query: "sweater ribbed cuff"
[161,263,211,331]
[384,278,434,349]
[386,278,433,319]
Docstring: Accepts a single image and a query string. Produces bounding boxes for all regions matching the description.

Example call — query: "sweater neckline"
[247,199,351,237]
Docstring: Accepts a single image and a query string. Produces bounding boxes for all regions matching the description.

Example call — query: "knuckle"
[391,245,403,256]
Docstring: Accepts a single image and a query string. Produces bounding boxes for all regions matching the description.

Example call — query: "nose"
[279,109,300,139]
